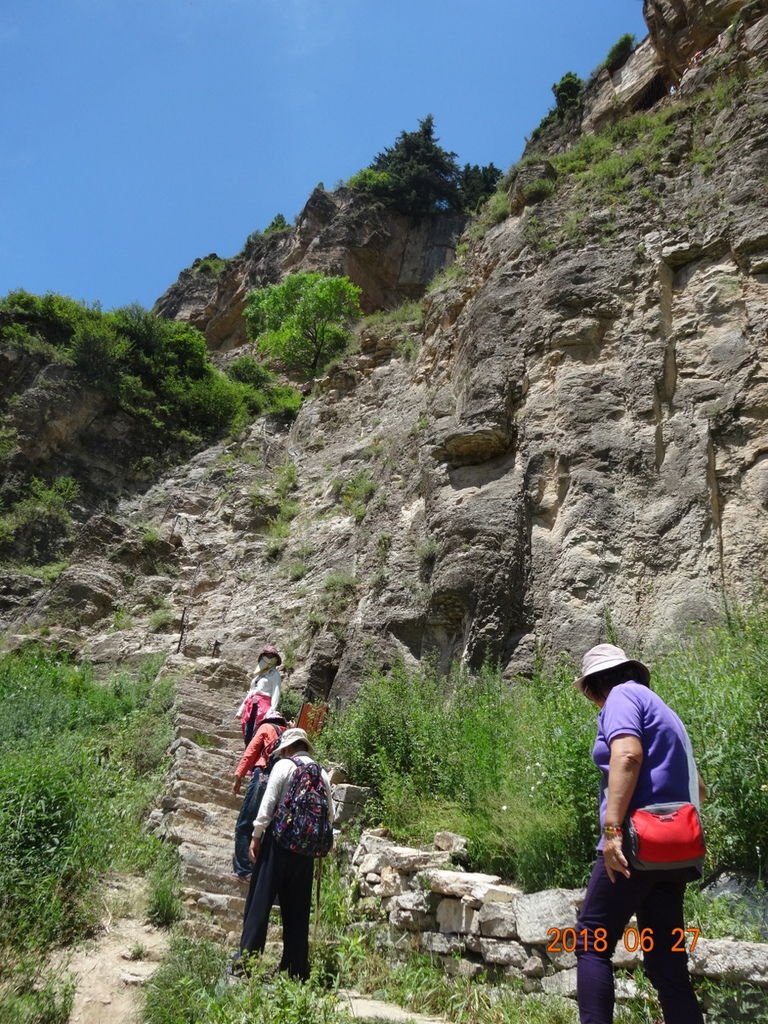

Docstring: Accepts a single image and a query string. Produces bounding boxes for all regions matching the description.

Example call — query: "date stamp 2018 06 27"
[546,927,700,954]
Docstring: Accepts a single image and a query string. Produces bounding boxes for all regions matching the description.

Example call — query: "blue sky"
[0,1,646,311]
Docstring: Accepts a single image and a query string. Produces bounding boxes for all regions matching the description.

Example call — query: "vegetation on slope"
[320,605,768,892]
[0,648,176,1017]
[244,273,363,380]
[347,114,501,215]
[0,291,301,566]
[431,65,755,283]
[0,290,296,443]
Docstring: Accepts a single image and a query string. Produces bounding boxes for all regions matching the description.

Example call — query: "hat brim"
[277,736,315,757]
[575,658,650,692]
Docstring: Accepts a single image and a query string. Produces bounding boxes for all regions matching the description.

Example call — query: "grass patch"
[192,255,227,277]
[0,648,174,966]
[332,470,377,523]
[264,519,291,560]
[0,477,80,563]
[520,178,556,205]
[0,960,75,1024]
[283,560,308,581]
[364,300,423,328]
[0,559,70,584]
[426,260,467,293]
[466,189,512,241]
[143,936,354,1024]
[146,844,182,928]
[522,214,556,255]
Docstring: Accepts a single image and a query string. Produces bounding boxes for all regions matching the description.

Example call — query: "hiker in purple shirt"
[573,644,706,1024]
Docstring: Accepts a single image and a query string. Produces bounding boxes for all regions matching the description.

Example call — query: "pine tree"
[370,115,462,215]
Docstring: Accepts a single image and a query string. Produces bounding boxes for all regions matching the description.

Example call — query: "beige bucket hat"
[575,643,650,692]
[274,726,315,756]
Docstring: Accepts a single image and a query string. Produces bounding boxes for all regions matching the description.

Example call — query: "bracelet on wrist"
[603,824,623,838]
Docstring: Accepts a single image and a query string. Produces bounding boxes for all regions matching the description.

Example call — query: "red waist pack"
[624,802,706,871]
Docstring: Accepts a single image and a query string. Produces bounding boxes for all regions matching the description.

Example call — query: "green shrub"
[0,649,173,961]
[225,354,275,389]
[265,383,303,418]
[552,71,583,116]
[264,213,290,235]
[521,178,556,205]
[346,168,395,193]
[193,255,227,276]
[333,470,377,522]
[602,33,636,73]
[224,355,303,419]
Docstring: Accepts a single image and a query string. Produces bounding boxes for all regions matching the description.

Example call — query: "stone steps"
[157,661,259,938]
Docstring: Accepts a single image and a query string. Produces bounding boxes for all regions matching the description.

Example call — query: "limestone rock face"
[154,188,467,350]
[644,0,749,73]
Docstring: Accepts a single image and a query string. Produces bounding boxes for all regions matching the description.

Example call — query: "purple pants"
[575,855,704,1024]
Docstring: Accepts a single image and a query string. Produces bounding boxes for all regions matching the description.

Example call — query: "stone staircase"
[153,654,255,944]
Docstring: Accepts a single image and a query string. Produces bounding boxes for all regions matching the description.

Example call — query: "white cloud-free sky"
[0,1,647,309]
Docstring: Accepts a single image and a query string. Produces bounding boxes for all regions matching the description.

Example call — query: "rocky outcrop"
[154,188,466,351]
[644,0,749,73]
[583,38,667,133]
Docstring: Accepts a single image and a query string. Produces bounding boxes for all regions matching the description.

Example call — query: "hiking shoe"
[228,872,251,885]
[226,956,246,980]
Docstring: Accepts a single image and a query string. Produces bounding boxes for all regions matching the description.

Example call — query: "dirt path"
[53,876,168,1024]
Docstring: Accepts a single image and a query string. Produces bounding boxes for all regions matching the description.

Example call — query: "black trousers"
[239,830,315,980]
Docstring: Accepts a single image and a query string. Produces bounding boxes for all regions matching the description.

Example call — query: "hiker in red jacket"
[230,711,287,881]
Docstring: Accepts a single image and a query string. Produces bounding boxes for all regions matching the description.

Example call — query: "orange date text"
[545,927,700,953]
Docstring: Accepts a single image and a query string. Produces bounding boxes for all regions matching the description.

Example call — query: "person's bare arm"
[603,734,643,883]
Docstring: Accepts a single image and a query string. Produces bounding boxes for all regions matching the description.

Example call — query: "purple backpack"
[271,756,333,858]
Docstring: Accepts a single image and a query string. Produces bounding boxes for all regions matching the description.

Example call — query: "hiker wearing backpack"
[236,727,334,980]
[235,644,283,747]
[230,711,287,882]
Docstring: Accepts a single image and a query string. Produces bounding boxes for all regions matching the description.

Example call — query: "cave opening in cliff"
[632,72,669,112]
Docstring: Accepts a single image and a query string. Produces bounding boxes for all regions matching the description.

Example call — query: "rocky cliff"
[154,187,467,350]
[2,0,767,705]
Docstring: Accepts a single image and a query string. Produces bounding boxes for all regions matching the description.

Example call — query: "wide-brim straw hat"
[575,643,650,692]
[274,726,314,756]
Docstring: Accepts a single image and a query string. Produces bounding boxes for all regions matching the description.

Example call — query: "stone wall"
[349,831,768,998]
